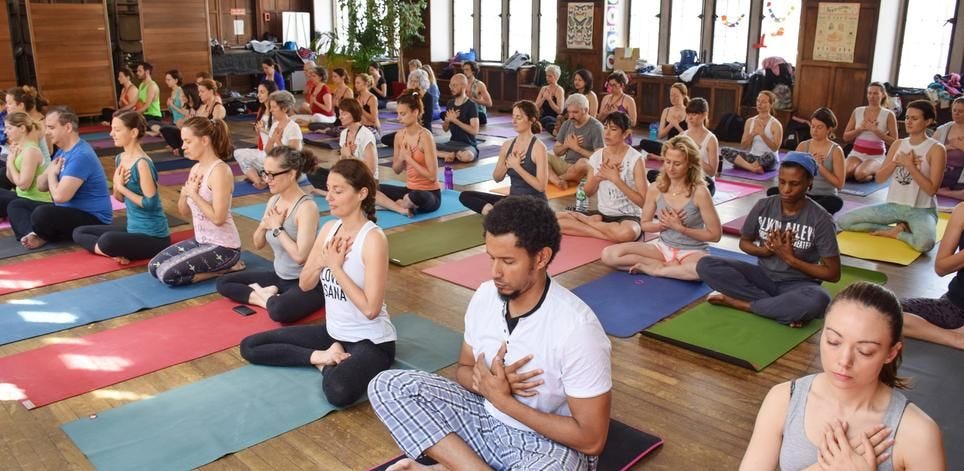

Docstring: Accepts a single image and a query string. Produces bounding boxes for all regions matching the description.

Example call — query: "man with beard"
[368,196,612,470]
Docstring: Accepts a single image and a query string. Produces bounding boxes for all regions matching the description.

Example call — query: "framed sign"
[566,2,594,50]
[813,2,859,62]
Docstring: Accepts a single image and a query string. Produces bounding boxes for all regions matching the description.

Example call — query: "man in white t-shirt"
[369,196,612,470]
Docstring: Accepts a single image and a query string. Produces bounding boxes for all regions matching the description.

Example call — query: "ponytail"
[182,116,233,160]
[330,159,377,223]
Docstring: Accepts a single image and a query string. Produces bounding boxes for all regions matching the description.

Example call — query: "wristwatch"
[272,227,283,237]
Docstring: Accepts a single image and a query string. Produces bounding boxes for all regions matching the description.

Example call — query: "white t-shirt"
[339,125,379,180]
[886,137,939,209]
[463,279,612,433]
[589,146,643,218]
[269,119,304,151]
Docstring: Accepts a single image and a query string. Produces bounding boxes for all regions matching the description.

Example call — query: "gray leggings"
[696,256,831,324]
[720,146,777,170]
[836,203,937,252]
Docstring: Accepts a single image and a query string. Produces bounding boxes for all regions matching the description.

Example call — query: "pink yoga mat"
[0,297,325,409]
[423,235,616,290]
[157,162,243,186]
[712,180,764,205]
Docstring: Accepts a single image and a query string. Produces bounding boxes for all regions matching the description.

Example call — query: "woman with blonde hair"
[639,82,690,155]
[843,82,898,182]
[354,73,381,136]
[0,112,50,220]
[602,134,721,280]
[720,90,783,174]
[420,64,442,120]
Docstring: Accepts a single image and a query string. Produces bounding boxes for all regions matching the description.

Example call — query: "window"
[711,0,750,64]
[898,0,958,87]
[668,0,703,62]
[452,0,473,55]
[508,0,532,56]
[759,0,801,66]
[478,3,503,61]
[539,0,557,62]
[628,0,660,64]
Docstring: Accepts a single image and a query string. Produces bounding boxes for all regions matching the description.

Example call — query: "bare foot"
[228,261,246,272]
[111,256,131,265]
[20,232,47,249]
[455,150,473,162]
[788,321,804,328]
[707,291,752,312]
[748,162,764,174]
[629,262,660,276]
[395,198,415,217]
[309,343,351,372]
[871,222,909,239]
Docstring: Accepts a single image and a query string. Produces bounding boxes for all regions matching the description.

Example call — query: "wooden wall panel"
[0,1,16,89]
[142,0,212,107]
[27,2,115,116]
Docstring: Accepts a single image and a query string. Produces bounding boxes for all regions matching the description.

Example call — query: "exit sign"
[230,8,245,15]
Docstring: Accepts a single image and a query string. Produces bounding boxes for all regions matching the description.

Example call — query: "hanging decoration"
[752,34,767,49]
[719,13,746,28]
[766,1,796,24]
[770,27,785,37]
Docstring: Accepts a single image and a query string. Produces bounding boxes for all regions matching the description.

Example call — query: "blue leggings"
[148,238,241,286]
[837,203,937,252]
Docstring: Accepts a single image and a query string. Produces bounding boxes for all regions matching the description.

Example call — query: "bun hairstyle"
[118,66,135,80]
[332,67,349,82]
[607,70,628,86]
[266,145,317,177]
[313,66,329,82]
[182,116,233,160]
[671,82,690,107]
[7,85,47,113]
[356,73,374,89]
[198,79,220,93]
[810,107,839,140]
[330,159,377,222]
[4,111,40,134]
[114,110,148,140]
[906,99,936,123]
[513,100,542,134]
[397,88,424,116]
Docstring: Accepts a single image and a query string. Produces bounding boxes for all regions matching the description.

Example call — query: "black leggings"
[379,184,441,214]
[159,124,183,150]
[459,190,503,214]
[216,270,326,323]
[637,139,663,155]
[306,167,330,192]
[240,324,395,407]
[6,198,103,241]
[72,224,171,261]
[765,186,844,215]
[646,169,717,196]
[0,189,21,217]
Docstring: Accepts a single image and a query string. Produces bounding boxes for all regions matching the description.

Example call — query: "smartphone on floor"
[233,305,257,316]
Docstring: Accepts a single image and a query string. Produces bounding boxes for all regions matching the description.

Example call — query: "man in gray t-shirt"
[549,94,604,188]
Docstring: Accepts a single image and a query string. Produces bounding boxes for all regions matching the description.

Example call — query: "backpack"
[674,49,699,74]
[503,52,530,71]
[701,63,747,81]
[714,113,744,143]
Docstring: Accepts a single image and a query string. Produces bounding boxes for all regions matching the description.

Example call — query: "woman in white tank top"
[239,159,397,408]
[838,100,947,252]
[720,91,783,174]
[843,82,899,182]
[740,282,944,471]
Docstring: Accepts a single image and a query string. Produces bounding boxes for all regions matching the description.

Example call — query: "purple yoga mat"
[938,195,961,209]
[157,163,243,186]
[89,135,164,150]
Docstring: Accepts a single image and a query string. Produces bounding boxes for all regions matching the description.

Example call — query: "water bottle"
[649,122,658,140]
[443,164,454,190]
[575,178,588,212]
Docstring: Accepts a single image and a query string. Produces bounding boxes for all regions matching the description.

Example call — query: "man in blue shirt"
[8,106,112,249]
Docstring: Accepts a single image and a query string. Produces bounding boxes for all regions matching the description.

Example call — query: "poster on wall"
[566,2,594,50]
[812,2,859,62]
[603,0,621,71]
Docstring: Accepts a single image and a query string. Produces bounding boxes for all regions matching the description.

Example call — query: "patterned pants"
[901,295,964,329]
[148,238,241,286]
[368,370,592,470]
[720,146,778,170]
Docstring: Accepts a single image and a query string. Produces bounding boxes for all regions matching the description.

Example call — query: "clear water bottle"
[649,122,658,140]
[443,164,454,190]
[575,178,589,212]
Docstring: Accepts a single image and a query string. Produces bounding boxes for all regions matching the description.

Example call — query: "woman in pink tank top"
[149,117,245,286]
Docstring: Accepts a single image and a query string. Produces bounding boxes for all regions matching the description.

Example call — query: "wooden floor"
[0,114,949,470]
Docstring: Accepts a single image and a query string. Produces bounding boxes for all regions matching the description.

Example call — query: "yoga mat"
[720,164,778,181]
[90,135,164,150]
[0,229,193,296]
[476,145,501,159]
[232,176,310,197]
[82,131,111,141]
[370,419,663,471]
[712,180,765,205]
[0,252,270,346]
[437,163,496,186]
[0,298,324,409]
[303,132,339,147]
[388,214,484,266]
[722,199,867,235]
[153,158,195,172]
[898,339,964,468]
[232,195,330,222]
[156,163,242,186]
[61,313,462,471]
[318,188,467,231]
[575,247,754,337]
[491,182,578,199]
[79,124,109,134]
[478,125,517,138]
[423,235,614,290]
[840,179,890,197]
[225,113,257,122]
[937,195,960,211]
[644,266,888,370]
[0,237,68,260]
[837,212,950,265]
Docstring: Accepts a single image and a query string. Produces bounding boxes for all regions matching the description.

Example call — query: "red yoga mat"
[0,297,324,409]
[0,229,193,296]
[422,235,616,290]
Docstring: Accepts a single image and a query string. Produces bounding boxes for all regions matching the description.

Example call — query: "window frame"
[893,0,960,87]
[445,0,557,63]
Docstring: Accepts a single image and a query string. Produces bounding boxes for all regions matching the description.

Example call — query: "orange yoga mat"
[0,229,193,296]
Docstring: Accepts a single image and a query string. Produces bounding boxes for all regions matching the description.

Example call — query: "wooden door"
[141,0,213,108]
[0,1,16,90]
[27,1,116,116]
[792,0,879,138]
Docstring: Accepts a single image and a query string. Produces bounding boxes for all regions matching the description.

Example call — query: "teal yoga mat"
[62,313,462,471]
[437,162,496,186]
[321,188,468,230]
[0,252,270,346]
[232,195,330,221]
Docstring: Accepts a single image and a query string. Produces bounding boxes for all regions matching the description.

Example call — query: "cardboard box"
[613,47,640,72]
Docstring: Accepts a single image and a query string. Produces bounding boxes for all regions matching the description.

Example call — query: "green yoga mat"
[62,313,462,471]
[644,266,888,371]
[388,214,484,266]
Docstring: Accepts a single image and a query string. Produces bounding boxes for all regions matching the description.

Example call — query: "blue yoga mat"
[82,131,111,140]
[438,163,496,186]
[321,188,467,230]
[232,195,331,222]
[574,247,755,337]
[0,252,270,346]
[62,313,462,471]
[232,176,310,197]
[840,179,890,197]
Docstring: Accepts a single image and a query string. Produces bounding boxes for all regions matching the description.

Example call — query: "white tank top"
[748,116,776,155]
[320,220,397,344]
[683,129,714,175]
[886,137,938,209]
[854,107,890,144]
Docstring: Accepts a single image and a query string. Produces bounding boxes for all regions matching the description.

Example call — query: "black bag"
[701,62,747,81]
[714,113,744,143]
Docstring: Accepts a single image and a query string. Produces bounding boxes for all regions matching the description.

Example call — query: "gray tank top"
[801,141,839,197]
[507,136,547,200]
[656,193,707,250]
[266,194,310,280]
[779,374,907,471]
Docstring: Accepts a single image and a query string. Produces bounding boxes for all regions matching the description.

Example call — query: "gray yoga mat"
[898,339,964,468]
